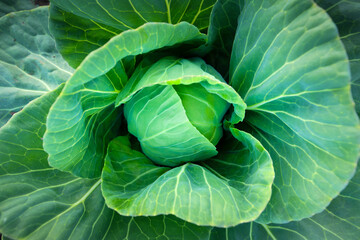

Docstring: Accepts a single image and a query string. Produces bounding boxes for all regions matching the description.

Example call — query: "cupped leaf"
[230,0,360,223]
[116,57,246,124]
[206,0,243,78]
[121,57,245,166]
[101,127,273,227]
[0,6,73,127]
[0,85,212,240]
[43,22,205,178]
[210,163,360,240]
[124,84,218,166]
[315,0,360,115]
[0,0,38,17]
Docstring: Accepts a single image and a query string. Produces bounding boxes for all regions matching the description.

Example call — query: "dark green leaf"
[206,0,243,78]
[315,0,360,115]
[49,0,216,67]
[48,5,122,68]
[51,0,216,31]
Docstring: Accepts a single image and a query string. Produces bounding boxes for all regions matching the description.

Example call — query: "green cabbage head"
[0,0,359,239]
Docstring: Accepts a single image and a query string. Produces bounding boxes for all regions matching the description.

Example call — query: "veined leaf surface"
[0,7,73,127]
[210,163,360,240]
[0,85,212,240]
[230,0,360,223]
[206,0,243,78]
[101,127,273,227]
[43,22,206,178]
[49,0,216,67]
[315,0,360,115]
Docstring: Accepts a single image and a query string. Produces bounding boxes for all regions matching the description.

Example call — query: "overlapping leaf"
[115,57,246,166]
[101,127,273,227]
[43,22,206,178]
[0,7,73,127]
[0,0,38,17]
[0,85,212,240]
[230,0,360,223]
[116,57,246,124]
[210,163,360,240]
[124,84,219,166]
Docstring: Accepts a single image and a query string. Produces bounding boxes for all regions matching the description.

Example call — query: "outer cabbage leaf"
[51,0,216,31]
[230,0,360,223]
[206,0,243,78]
[43,22,206,178]
[315,0,360,115]
[0,0,38,17]
[101,127,273,227]
[48,5,122,68]
[210,163,360,240]
[0,85,212,240]
[0,6,73,127]
[49,0,216,67]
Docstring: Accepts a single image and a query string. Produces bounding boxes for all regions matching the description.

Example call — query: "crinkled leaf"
[230,0,360,223]
[210,163,360,240]
[0,85,211,240]
[315,0,360,115]
[0,0,38,17]
[101,128,273,227]
[43,22,205,178]
[206,0,243,78]
[0,7,73,127]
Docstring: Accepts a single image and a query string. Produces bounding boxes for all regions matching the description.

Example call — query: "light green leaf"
[230,0,360,223]
[210,163,360,240]
[315,0,360,115]
[43,22,205,178]
[116,57,246,124]
[206,0,243,78]
[0,0,38,17]
[124,84,218,166]
[101,127,273,227]
[0,85,212,240]
[120,57,246,166]
[0,7,73,127]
